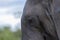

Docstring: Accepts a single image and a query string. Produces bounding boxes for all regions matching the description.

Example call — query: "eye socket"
[27,18,33,25]
[26,16,39,27]
[28,19,33,24]
[27,17,36,26]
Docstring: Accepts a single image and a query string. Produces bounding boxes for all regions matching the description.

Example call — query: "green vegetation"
[0,26,21,40]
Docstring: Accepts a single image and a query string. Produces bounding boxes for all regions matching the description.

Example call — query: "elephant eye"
[29,20,32,23]
[26,16,35,26]
[28,18,33,24]
[26,16,38,27]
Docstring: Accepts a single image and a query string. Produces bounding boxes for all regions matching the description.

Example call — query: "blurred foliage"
[0,26,21,40]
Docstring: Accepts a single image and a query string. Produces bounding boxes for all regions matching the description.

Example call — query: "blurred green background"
[0,26,21,40]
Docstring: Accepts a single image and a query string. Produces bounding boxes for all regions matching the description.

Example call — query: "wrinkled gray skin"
[21,0,60,40]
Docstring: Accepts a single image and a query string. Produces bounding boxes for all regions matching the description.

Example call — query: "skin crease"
[21,0,59,40]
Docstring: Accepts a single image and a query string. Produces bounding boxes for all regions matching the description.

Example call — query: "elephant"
[21,0,60,40]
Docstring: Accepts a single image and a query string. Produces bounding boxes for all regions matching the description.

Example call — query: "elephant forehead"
[25,4,44,16]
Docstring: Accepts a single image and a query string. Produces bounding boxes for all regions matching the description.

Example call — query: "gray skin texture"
[21,0,59,40]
